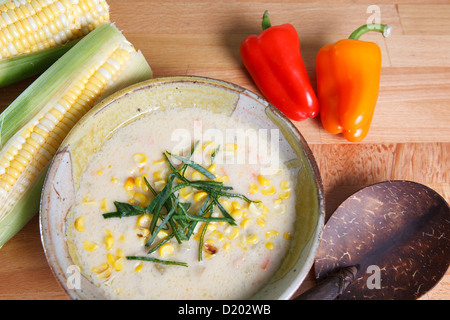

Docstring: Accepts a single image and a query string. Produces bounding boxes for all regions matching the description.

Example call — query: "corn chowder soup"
[66,107,299,299]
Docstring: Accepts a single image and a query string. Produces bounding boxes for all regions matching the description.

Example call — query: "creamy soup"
[66,107,298,299]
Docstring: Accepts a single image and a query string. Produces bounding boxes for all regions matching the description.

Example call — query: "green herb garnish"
[103,141,259,267]
[126,256,188,267]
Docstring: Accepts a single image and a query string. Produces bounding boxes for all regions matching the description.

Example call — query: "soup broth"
[66,107,299,299]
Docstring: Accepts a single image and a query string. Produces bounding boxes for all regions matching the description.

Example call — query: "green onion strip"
[103,142,259,267]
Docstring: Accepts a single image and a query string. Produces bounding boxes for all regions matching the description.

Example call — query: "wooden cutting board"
[0,0,448,300]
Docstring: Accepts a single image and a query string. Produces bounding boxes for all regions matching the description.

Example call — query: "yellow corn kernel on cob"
[0,23,152,248]
[0,0,109,59]
[0,0,111,87]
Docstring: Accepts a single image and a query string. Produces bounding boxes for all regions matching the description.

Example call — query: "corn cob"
[0,22,152,247]
[0,0,110,86]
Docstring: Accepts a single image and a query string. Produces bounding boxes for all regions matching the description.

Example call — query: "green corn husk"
[0,23,152,248]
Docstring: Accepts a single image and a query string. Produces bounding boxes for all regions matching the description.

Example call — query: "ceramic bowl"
[40,76,324,300]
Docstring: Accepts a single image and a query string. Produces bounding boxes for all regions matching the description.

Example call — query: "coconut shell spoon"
[295,180,450,300]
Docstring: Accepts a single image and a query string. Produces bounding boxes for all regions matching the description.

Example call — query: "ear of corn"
[0,38,77,87]
[0,0,110,87]
[0,22,153,248]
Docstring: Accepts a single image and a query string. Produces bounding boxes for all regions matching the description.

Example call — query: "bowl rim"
[39,75,325,300]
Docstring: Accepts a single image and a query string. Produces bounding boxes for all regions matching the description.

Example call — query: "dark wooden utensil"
[296,180,450,300]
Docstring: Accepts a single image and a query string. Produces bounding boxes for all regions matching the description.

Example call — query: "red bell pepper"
[240,11,319,121]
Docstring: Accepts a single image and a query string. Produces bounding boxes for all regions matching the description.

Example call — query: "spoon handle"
[294,265,358,300]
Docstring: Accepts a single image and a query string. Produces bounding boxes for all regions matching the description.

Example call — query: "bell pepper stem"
[349,24,391,40]
[262,10,272,30]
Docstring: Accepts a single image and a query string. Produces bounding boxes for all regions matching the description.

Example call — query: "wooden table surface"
[0,0,449,300]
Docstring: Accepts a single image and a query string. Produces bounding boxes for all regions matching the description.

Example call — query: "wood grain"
[0,0,448,300]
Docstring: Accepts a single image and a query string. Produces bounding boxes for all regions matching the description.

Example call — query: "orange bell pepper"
[316,24,391,142]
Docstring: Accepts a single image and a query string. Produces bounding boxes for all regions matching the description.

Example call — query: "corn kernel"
[206,223,217,232]
[136,227,150,238]
[194,191,208,202]
[137,214,151,227]
[97,266,112,279]
[249,182,258,194]
[179,187,193,200]
[153,158,165,165]
[266,230,279,239]
[221,175,230,183]
[127,190,136,202]
[135,175,148,191]
[113,257,124,271]
[191,171,203,180]
[159,243,174,257]
[231,209,243,219]
[110,177,119,184]
[207,164,216,174]
[225,143,237,151]
[283,232,292,240]
[261,185,276,196]
[153,170,163,180]
[236,239,248,251]
[134,192,149,206]
[107,253,116,265]
[92,263,109,274]
[256,216,266,228]
[203,251,213,259]
[211,230,225,242]
[257,174,270,186]
[83,240,98,251]
[193,232,201,241]
[231,201,241,210]
[105,235,114,250]
[274,202,286,215]
[82,196,96,205]
[202,141,216,150]
[219,200,232,212]
[133,153,147,167]
[100,198,107,211]
[265,242,275,250]
[280,180,291,192]
[124,177,134,191]
[96,170,103,175]
[116,249,124,257]
[249,202,261,216]
[246,234,259,245]
[74,217,85,232]
[223,242,231,251]
[119,235,126,242]
[154,180,166,191]
[278,192,291,200]
[135,263,143,273]
[157,229,169,239]
[240,218,251,229]
[225,226,240,240]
